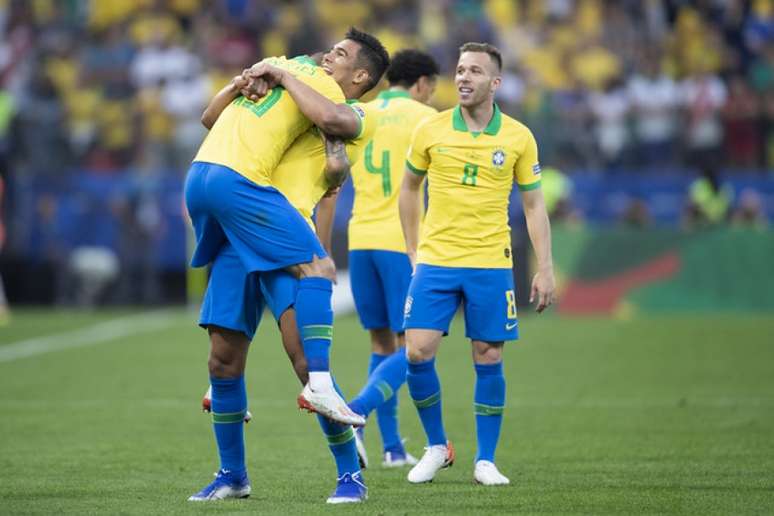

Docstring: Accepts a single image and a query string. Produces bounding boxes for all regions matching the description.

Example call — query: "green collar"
[377,89,411,101]
[452,103,502,136]
[291,54,317,67]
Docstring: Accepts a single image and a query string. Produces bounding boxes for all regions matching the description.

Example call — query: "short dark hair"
[385,49,440,88]
[345,27,390,92]
[459,42,502,71]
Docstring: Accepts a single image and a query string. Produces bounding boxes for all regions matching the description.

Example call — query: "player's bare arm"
[321,131,350,189]
[521,188,555,312]
[247,63,361,139]
[315,195,337,258]
[200,71,269,129]
[398,168,425,268]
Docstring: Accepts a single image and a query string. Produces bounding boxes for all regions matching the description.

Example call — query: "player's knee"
[299,256,336,281]
[472,341,503,364]
[406,344,432,363]
[208,353,237,378]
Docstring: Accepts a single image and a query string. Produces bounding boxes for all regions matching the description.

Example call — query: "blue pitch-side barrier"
[12,169,774,271]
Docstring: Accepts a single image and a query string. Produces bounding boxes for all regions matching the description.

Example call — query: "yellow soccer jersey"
[270,100,376,227]
[194,55,345,187]
[406,104,541,269]
[348,90,437,253]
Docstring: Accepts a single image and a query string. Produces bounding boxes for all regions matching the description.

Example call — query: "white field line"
[0,311,180,363]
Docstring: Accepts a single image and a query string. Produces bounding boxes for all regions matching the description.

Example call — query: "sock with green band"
[296,277,334,375]
[474,362,505,462]
[210,375,247,475]
[407,358,446,446]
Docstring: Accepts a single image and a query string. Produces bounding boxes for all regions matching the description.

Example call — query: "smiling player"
[398,42,555,485]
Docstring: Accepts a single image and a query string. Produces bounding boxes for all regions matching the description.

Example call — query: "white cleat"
[201,386,252,423]
[382,450,419,468]
[474,460,510,485]
[297,384,366,427]
[407,441,455,483]
[354,428,369,469]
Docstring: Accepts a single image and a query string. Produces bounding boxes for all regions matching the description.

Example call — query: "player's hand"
[407,250,417,273]
[530,267,555,313]
[238,69,269,101]
[246,62,284,89]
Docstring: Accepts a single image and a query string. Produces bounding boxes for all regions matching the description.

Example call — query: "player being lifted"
[344,49,439,469]
[185,28,388,503]
[399,43,555,486]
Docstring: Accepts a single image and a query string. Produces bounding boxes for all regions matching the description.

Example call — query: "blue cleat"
[326,472,368,504]
[188,469,251,501]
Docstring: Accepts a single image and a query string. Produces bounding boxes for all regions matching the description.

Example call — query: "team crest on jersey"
[352,105,365,118]
[492,149,506,168]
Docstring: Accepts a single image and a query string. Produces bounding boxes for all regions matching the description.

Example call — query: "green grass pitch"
[1,309,773,514]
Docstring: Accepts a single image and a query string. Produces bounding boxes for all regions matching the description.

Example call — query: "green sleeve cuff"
[345,103,364,139]
[406,160,427,176]
[518,180,541,192]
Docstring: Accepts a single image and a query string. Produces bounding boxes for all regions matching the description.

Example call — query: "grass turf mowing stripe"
[0,310,178,363]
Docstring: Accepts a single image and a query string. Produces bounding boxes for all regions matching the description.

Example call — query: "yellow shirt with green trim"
[406,103,541,269]
[194,55,345,187]
[348,90,437,252]
[270,99,375,227]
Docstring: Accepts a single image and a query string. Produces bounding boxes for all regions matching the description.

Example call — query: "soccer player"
[343,49,439,469]
[198,51,383,502]
[185,28,388,502]
[399,43,555,486]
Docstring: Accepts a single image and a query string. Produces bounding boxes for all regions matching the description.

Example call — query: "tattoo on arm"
[324,136,350,187]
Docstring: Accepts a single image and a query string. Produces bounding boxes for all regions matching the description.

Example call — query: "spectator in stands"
[722,75,762,169]
[589,76,629,170]
[681,65,728,171]
[627,52,680,169]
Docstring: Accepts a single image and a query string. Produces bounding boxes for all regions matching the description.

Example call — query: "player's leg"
[260,269,367,503]
[348,250,415,466]
[289,257,365,426]
[403,264,460,483]
[277,308,366,503]
[347,249,391,465]
[190,244,262,501]
[191,164,361,426]
[470,341,509,485]
[462,268,518,486]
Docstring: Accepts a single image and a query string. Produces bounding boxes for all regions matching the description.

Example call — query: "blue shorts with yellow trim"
[199,242,264,340]
[184,161,326,272]
[350,250,412,333]
[403,264,519,342]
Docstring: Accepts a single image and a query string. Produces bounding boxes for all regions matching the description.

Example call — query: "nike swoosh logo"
[505,322,517,330]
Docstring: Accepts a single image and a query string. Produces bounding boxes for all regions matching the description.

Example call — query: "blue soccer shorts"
[259,269,299,323]
[349,249,412,333]
[184,161,326,272]
[403,264,519,342]
[199,242,264,340]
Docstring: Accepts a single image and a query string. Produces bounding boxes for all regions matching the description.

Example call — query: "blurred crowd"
[0,0,772,179]
[0,0,772,307]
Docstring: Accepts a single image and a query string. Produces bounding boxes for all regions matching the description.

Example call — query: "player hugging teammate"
[184,34,554,504]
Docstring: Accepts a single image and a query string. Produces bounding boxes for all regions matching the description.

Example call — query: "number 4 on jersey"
[364,140,391,196]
